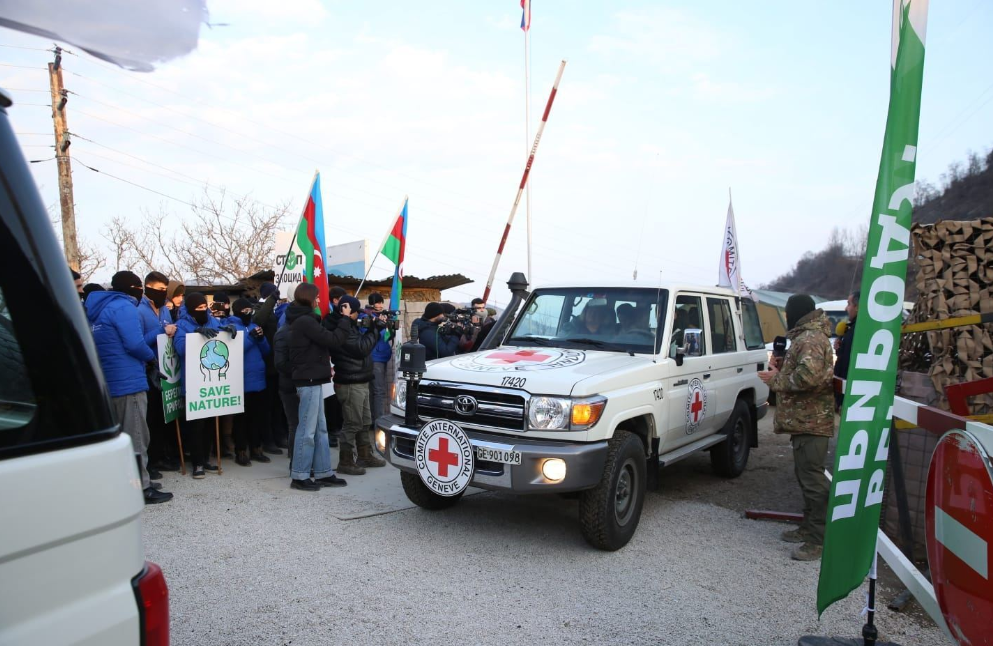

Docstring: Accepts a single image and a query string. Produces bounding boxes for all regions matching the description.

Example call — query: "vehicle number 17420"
[501,376,527,388]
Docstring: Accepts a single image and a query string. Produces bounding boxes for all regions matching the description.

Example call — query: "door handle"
[737,367,744,373]
[703,373,711,380]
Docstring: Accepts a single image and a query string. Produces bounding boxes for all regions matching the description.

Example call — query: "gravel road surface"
[144,415,945,646]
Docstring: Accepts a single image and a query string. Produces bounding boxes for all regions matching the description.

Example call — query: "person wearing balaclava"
[85,270,173,505]
[226,297,273,467]
[759,294,834,562]
[173,291,225,480]
[137,271,181,475]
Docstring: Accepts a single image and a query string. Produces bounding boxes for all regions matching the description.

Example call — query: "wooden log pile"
[899,217,993,413]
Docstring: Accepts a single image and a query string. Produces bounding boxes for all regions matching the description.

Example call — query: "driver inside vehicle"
[569,302,615,337]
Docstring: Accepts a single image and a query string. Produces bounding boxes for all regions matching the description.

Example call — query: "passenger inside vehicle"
[568,303,615,337]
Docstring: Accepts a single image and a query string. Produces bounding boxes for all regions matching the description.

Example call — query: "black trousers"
[183,415,212,467]
[235,390,269,451]
[146,386,175,465]
[266,376,287,444]
[324,393,343,435]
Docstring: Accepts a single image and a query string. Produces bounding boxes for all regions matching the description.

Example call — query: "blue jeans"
[291,386,334,480]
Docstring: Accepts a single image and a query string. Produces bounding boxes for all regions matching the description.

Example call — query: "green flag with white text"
[817,0,929,615]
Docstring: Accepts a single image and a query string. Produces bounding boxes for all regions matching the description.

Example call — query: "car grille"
[415,383,526,432]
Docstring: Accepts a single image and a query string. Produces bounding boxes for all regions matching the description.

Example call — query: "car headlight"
[392,379,407,410]
[527,396,607,431]
[527,396,571,430]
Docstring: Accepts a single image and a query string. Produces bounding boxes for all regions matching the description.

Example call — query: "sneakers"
[144,487,173,504]
[192,465,206,479]
[316,475,347,487]
[203,464,219,472]
[781,527,807,544]
[291,478,321,492]
[792,543,823,561]
[356,445,386,468]
[235,451,252,467]
[263,443,283,456]
[148,469,163,481]
[250,449,272,464]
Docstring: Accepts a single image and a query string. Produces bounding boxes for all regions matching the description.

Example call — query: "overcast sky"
[2,1,991,306]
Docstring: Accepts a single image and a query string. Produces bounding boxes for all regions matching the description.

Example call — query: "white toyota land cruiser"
[376,276,770,550]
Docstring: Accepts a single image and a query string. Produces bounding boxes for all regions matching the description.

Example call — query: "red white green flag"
[380,197,408,307]
[295,172,329,317]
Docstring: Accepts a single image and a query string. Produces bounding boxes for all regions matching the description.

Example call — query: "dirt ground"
[659,408,941,634]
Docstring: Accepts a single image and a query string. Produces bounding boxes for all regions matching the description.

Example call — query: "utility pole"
[48,46,79,271]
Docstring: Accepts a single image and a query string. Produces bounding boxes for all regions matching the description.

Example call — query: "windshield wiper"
[508,335,553,346]
[563,337,634,356]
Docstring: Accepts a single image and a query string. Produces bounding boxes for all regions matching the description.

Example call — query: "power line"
[73,156,196,207]
[0,63,46,70]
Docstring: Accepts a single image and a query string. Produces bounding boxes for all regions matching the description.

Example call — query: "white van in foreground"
[0,88,168,645]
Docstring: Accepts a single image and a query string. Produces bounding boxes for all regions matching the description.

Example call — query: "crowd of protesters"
[79,267,496,501]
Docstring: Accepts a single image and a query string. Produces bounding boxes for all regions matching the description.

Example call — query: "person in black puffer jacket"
[329,295,386,475]
[285,283,350,492]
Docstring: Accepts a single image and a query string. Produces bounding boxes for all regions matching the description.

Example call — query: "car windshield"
[508,288,668,355]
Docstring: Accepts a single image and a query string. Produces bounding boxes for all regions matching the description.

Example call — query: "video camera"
[357,308,401,334]
[439,307,478,337]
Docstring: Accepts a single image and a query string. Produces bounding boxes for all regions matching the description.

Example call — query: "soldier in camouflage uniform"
[759,294,835,561]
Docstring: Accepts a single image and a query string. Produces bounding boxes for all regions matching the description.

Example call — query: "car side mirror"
[682,329,703,358]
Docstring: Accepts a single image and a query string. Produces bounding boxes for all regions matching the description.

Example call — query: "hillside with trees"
[764,148,993,299]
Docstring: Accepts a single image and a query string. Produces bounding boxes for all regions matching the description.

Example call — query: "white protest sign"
[183,330,244,420]
[273,230,305,300]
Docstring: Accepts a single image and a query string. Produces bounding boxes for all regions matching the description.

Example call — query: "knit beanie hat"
[338,295,361,314]
[166,279,185,300]
[111,270,144,301]
[212,292,230,304]
[185,292,208,313]
[232,297,253,314]
[786,294,816,330]
[423,302,444,320]
[260,282,278,299]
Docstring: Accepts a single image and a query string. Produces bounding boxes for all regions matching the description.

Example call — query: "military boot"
[336,444,366,475]
[356,444,386,468]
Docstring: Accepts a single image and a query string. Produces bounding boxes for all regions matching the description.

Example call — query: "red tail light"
[132,561,169,646]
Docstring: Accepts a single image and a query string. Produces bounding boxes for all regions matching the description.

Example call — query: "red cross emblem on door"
[428,436,460,477]
[690,390,704,423]
[485,349,551,364]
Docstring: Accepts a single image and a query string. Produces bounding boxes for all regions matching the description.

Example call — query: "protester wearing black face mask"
[71,268,84,302]
[225,298,273,466]
[138,271,181,475]
[84,270,172,504]
[173,292,226,479]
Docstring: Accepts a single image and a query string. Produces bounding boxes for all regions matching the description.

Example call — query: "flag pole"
[482,59,566,304]
[355,195,407,297]
[275,169,319,295]
[524,16,533,286]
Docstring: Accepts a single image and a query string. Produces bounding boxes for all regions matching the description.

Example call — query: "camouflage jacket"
[769,309,835,437]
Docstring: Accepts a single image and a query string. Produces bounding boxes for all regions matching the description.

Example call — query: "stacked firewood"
[899,217,993,413]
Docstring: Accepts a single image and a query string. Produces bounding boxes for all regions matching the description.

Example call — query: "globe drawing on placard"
[199,339,230,381]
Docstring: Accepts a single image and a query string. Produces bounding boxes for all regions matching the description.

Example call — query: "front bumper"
[375,414,608,493]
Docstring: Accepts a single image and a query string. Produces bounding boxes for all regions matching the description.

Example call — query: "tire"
[578,430,647,551]
[400,471,464,510]
[710,398,752,478]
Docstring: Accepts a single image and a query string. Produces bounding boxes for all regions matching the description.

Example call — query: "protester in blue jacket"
[227,297,273,466]
[173,292,228,479]
[86,270,172,504]
[137,271,181,473]
[367,293,392,425]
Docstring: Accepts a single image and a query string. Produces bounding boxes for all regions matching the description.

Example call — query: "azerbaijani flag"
[380,197,408,308]
[520,0,531,31]
[295,173,329,317]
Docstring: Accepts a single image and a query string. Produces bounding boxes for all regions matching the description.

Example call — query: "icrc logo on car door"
[684,377,708,434]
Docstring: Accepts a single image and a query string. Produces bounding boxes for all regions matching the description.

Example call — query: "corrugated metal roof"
[245,270,472,291]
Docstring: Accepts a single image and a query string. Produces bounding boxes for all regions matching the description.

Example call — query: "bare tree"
[100,188,292,284]
[77,237,107,283]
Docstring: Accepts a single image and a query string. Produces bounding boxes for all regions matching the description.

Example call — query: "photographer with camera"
[412,302,459,361]
[328,295,387,475]
[367,293,392,424]
[459,297,496,353]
